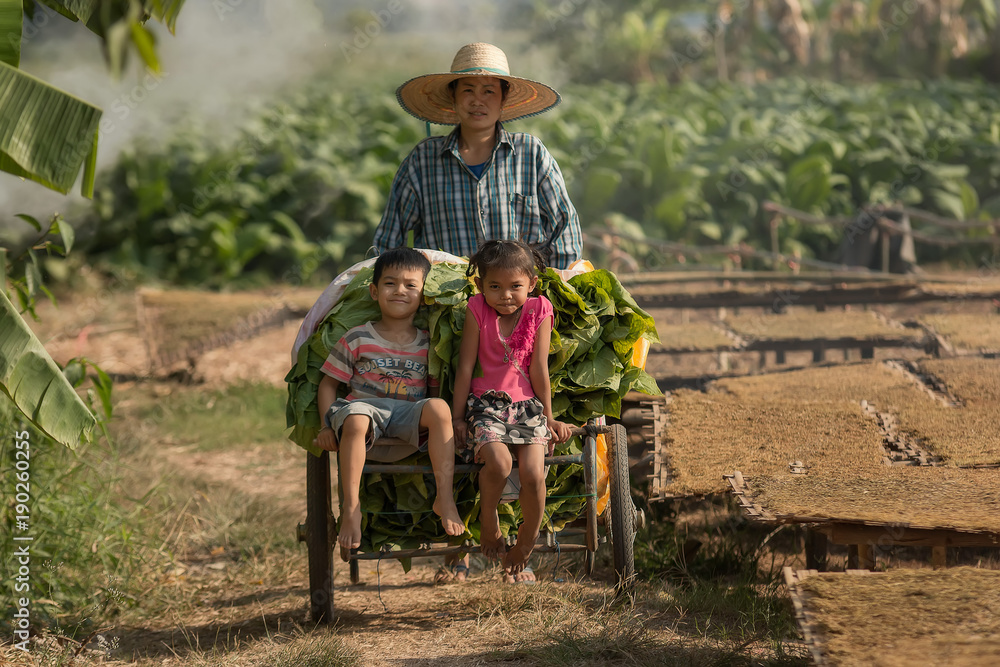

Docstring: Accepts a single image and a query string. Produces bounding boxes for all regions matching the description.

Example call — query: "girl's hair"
[467,240,545,282]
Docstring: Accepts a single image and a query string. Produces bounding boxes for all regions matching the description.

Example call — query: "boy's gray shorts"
[325,397,431,450]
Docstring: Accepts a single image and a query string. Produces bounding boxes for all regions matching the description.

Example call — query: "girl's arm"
[530,316,572,453]
[451,313,481,448]
[316,374,341,451]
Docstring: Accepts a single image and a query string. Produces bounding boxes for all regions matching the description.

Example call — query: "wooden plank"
[632,285,1000,310]
[821,523,1000,548]
[805,529,829,571]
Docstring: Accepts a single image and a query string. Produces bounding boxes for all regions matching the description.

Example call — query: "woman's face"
[452,76,504,131]
[476,267,537,316]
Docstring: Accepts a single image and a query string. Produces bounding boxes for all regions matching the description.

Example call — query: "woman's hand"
[314,426,339,452]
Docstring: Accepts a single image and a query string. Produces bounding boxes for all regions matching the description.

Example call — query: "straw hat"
[396,43,561,125]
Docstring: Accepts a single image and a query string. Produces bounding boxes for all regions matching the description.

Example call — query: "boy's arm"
[316,374,341,451]
[451,314,481,446]
[530,317,571,452]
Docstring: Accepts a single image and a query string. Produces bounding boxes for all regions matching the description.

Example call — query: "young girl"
[451,240,573,578]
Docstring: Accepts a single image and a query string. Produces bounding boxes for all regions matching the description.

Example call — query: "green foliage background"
[77,76,1000,283]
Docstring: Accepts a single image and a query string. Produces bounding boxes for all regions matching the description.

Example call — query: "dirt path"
[18,285,798,666]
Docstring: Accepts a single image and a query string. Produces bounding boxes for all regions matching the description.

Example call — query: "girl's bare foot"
[503,536,535,576]
[503,565,536,584]
[480,509,506,560]
[433,496,465,537]
[338,503,362,561]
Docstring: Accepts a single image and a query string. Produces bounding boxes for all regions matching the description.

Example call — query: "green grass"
[163,631,360,667]
[632,498,807,665]
[0,399,157,639]
[128,382,289,451]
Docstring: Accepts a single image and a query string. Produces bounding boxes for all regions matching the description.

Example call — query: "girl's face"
[476,267,537,316]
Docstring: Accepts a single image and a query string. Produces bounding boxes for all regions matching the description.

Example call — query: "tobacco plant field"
[78,76,1000,286]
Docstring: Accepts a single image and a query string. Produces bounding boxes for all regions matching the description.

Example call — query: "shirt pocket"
[510,193,541,242]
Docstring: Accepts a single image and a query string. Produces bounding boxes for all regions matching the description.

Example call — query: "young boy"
[315,248,465,559]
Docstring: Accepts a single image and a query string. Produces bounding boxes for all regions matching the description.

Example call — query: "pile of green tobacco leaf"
[285,262,660,554]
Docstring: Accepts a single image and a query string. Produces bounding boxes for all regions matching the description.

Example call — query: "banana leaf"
[0,290,96,448]
[0,62,101,197]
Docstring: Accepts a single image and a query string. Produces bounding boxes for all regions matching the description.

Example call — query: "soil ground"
[19,286,808,666]
[16,279,999,665]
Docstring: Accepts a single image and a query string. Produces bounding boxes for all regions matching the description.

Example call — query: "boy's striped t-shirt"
[321,322,437,401]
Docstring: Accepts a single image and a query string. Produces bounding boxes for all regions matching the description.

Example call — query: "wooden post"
[847,544,859,569]
[859,544,876,570]
[770,214,781,270]
[775,349,786,365]
[805,529,828,571]
[812,345,825,363]
[880,222,891,274]
[932,545,947,569]
[718,350,730,372]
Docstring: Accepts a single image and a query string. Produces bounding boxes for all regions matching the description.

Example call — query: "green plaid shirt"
[374,124,582,269]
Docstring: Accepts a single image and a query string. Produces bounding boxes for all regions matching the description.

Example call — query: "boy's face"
[369,266,425,320]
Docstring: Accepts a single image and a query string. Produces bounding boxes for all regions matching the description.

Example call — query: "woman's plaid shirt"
[373,124,582,269]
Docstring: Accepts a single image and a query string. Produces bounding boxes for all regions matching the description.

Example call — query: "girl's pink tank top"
[468,293,553,403]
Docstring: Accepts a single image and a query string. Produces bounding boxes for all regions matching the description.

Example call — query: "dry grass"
[725,310,920,341]
[139,288,290,359]
[919,281,1000,296]
[665,390,884,495]
[456,580,806,666]
[712,360,1000,467]
[920,313,1000,352]
[793,567,1000,667]
[747,467,1000,533]
[1,630,360,667]
[651,322,736,351]
[886,358,1000,466]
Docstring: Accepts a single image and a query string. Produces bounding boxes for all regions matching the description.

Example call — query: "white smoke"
[0,0,551,245]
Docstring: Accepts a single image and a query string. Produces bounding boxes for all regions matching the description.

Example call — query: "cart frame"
[299,421,641,623]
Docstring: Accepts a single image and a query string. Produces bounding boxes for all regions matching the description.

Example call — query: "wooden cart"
[298,421,643,623]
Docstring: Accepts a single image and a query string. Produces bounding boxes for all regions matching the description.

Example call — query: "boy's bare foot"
[480,509,506,560]
[433,496,465,537]
[503,535,536,576]
[338,504,362,561]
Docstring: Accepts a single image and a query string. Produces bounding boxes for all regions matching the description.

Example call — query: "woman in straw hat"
[374,43,581,584]
[373,42,582,270]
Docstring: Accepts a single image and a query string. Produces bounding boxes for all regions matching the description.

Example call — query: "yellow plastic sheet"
[595,433,610,515]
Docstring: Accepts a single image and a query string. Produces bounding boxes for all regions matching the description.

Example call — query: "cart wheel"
[350,558,360,585]
[306,450,334,623]
[608,424,636,592]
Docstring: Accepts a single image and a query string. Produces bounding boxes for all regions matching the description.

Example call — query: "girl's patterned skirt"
[463,390,551,461]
